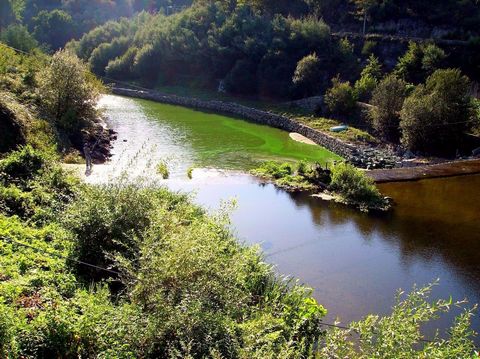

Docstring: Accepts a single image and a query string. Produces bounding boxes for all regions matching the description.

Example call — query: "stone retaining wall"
[111,87,359,160]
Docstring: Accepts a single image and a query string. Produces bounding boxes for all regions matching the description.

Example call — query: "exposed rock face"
[80,119,117,164]
[112,87,400,169]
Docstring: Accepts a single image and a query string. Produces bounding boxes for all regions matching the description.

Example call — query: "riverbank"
[369,158,480,183]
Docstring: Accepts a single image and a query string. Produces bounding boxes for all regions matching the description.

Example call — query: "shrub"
[355,55,383,102]
[0,24,38,53]
[224,59,258,95]
[325,76,357,116]
[400,69,475,154]
[88,36,130,76]
[133,44,160,83]
[395,42,447,84]
[329,162,387,210]
[369,75,407,141]
[156,160,169,179]
[105,47,138,80]
[320,282,477,358]
[422,43,446,74]
[0,145,47,184]
[38,50,102,136]
[292,53,324,97]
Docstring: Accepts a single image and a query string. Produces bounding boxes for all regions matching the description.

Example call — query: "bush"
[224,59,258,95]
[88,36,130,76]
[133,44,160,84]
[320,282,477,358]
[38,50,103,136]
[329,162,387,210]
[0,24,38,53]
[400,69,475,154]
[105,47,138,80]
[0,145,47,184]
[325,76,357,116]
[292,52,324,97]
[369,75,407,141]
[395,42,447,84]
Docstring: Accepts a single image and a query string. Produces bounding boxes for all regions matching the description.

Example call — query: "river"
[91,95,480,339]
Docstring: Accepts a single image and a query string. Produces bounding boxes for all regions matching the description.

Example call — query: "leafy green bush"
[156,160,169,179]
[292,52,324,97]
[325,76,357,116]
[0,145,48,184]
[105,47,138,80]
[400,69,475,154]
[355,54,383,101]
[320,282,477,358]
[329,162,388,210]
[369,74,407,141]
[38,50,102,137]
[88,36,130,76]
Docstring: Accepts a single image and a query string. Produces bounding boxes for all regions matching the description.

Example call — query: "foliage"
[0,24,38,52]
[320,282,477,358]
[329,162,389,210]
[105,46,138,80]
[354,55,382,102]
[325,76,357,116]
[32,9,75,51]
[369,74,407,141]
[292,52,324,97]
[252,161,332,191]
[72,4,360,99]
[37,50,102,137]
[156,160,170,179]
[395,42,447,84]
[88,36,130,76]
[400,68,475,154]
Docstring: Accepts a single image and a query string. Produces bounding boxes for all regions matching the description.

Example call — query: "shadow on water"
[281,175,480,338]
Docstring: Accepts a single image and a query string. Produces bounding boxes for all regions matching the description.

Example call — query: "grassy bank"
[1,146,477,357]
[0,146,327,357]
[252,161,392,211]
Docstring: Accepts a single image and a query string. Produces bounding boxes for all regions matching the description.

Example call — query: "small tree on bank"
[325,76,357,116]
[369,75,407,142]
[400,68,475,155]
[38,50,102,136]
[292,52,324,97]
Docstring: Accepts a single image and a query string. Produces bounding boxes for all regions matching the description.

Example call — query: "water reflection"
[97,94,480,341]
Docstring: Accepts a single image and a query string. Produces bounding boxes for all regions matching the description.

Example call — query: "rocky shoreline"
[79,117,117,164]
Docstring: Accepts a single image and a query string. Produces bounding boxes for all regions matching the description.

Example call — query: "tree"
[351,0,377,34]
[32,9,75,50]
[0,24,38,52]
[369,75,406,141]
[38,50,102,136]
[395,42,447,84]
[324,76,357,116]
[224,59,258,95]
[292,52,323,97]
[354,54,382,101]
[421,43,446,74]
[0,0,15,30]
[400,69,475,155]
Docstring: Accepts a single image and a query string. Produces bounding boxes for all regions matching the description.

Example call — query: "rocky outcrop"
[111,87,400,168]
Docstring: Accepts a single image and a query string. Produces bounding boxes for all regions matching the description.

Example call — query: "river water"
[93,95,480,339]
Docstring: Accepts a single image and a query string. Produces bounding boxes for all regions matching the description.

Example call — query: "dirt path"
[368,159,480,183]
